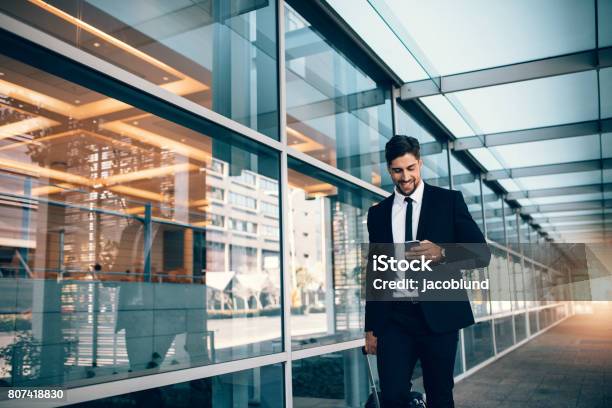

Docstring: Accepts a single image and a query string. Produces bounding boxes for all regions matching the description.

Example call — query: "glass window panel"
[487,134,602,168]
[494,316,514,353]
[504,202,518,246]
[497,179,522,192]
[450,155,483,232]
[380,0,595,76]
[482,184,502,242]
[287,157,382,350]
[0,54,281,387]
[469,148,504,171]
[463,321,494,370]
[292,348,372,407]
[0,0,279,139]
[509,254,525,309]
[420,95,475,137]
[393,106,449,189]
[603,133,612,157]
[450,71,599,134]
[600,0,612,47]
[601,68,612,119]
[489,247,512,314]
[285,4,393,186]
[73,363,284,408]
[421,145,450,189]
[325,0,429,82]
[514,313,527,342]
[396,106,436,143]
[529,310,539,334]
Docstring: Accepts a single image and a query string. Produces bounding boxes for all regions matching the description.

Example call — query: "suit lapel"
[381,194,394,243]
[416,183,431,241]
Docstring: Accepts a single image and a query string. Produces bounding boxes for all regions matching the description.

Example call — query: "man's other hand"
[365,331,377,354]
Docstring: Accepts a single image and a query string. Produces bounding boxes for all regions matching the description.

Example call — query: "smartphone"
[404,240,420,252]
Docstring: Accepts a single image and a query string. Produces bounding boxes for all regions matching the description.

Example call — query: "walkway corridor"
[453,304,612,408]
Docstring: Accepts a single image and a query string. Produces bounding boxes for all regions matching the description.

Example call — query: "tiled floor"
[453,304,612,408]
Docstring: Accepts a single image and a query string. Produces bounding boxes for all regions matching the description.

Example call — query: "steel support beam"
[519,199,612,215]
[485,158,612,181]
[532,213,612,225]
[454,119,612,151]
[399,47,612,100]
[506,183,612,200]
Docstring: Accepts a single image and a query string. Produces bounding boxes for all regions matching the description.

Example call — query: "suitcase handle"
[361,346,381,408]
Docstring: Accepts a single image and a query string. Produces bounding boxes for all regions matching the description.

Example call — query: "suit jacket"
[365,182,491,335]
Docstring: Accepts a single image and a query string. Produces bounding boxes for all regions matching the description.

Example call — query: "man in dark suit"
[363,135,490,408]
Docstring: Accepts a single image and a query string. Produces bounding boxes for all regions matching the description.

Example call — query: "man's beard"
[396,179,417,196]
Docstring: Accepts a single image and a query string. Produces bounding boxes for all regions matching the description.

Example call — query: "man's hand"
[365,331,377,354]
[407,240,443,262]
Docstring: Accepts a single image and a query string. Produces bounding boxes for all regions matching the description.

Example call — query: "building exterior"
[0,1,604,407]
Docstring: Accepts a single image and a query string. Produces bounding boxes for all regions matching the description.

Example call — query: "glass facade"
[284,4,393,186]
[0,1,578,405]
[0,54,282,387]
[73,363,284,408]
[292,349,370,407]
[1,0,279,139]
[287,158,381,350]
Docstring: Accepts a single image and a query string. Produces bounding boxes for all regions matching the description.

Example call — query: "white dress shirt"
[391,180,424,298]
[391,180,424,243]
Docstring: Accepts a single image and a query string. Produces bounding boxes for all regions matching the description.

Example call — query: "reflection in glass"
[73,363,284,408]
[0,0,279,138]
[494,316,514,353]
[293,348,371,408]
[463,321,494,370]
[0,54,281,387]
[529,311,538,335]
[287,158,381,350]
[450,155,483,233]
[488,247,512,314]
[284,4,393,186]
[514,313,527,342]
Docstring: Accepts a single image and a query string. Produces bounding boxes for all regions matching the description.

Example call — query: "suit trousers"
[376,303,459,408]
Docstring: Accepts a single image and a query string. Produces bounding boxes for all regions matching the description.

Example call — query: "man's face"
[387,153,423,196]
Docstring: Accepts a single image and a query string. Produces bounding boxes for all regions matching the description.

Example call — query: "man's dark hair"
[385,135,420,165]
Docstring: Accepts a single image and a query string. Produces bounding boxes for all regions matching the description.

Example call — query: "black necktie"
[404,196,413,242]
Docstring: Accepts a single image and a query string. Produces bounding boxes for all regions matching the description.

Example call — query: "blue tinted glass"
[0,0,279,139]
[377,0,595,76]
[288,158,381,350]
[293,348,372,407]
[73,363,284,407]
[451,71,599,134]
[0,55,281,387]
[285,5,393,186]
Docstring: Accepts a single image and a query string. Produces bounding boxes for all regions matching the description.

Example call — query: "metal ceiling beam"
[485,158,612,181]
[546,223,611,233]
[399,46,612,100]
[532,213,612,225]
[519,199,612,215]
[506,183,612,200]
[453,119,612,151]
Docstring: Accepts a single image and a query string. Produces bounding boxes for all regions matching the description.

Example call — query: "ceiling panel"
[449,71,599,134]
[378,0,595,75]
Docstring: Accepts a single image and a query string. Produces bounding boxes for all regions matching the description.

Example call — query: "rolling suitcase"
[361,347,427,408]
